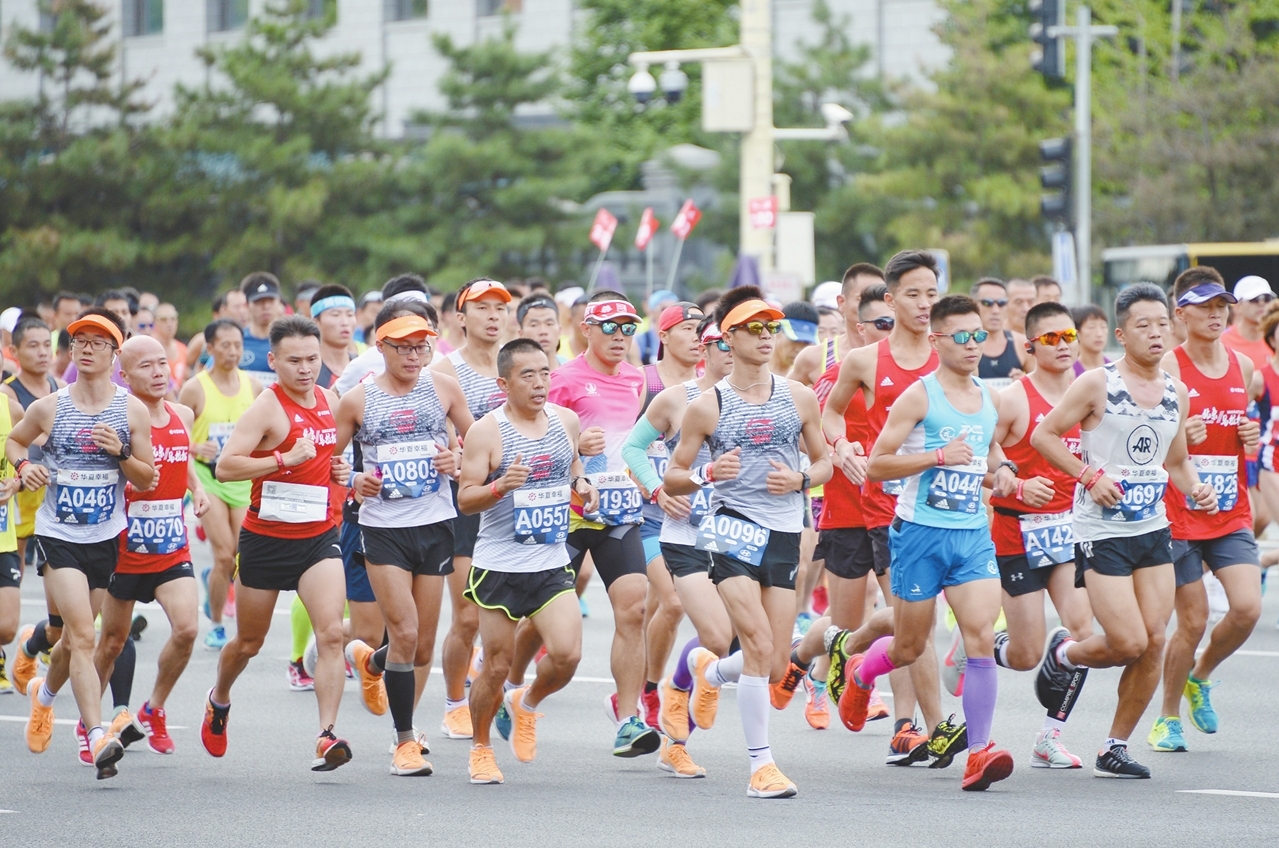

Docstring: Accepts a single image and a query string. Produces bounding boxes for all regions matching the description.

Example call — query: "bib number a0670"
[588,471,643,526]
[376,441,441,500]
[1100,466,1166,523]
[926,457,987,515]
[55,469,119,526]
[1019,511,1073,569]
[696,513,770,567]
[126,498,187,555]
[1187,454,1237,512]
[513,485,570,545]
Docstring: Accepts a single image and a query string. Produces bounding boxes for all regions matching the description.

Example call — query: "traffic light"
[1029,0,1066,81]
[1039,137,1072,223]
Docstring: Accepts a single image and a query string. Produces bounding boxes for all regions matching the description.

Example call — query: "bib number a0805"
[513,485,570,545]
[926,457,987,515]
[126,498,187,555]
[376,441,441,500]
[54,469,119,526]
[588,471,643,526]
[696,513,770,567]
[1187,454,1237,512]
[1019,511,1073,569]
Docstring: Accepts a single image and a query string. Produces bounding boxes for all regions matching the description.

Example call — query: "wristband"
[490,479,502,499]
[1015,479,1024,502]
[704,462,716,483]
[14,459,29,477]
[936,448,946,467]
[650,485,663,504]
[274,450,285,472]
[1076,464,1091,483]
[831,435,848,450]
[1084,467,1108,491]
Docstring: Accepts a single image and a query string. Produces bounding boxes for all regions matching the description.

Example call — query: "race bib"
[54,469,119,526]
[696,513,771,567]
[513,485,570,545]
[207,422,235,461]
[647,443,669,481]
[983,377,1014,392]
[1019,510,1073,569]
[1101,465,1167,522]
[882,479,905,497]
[376,441,441,500]
[926,457,987,515]
[1187,454,1237,512]
[589,470,643,526]
[258,481,328,524]
[688,485,714,525]
[126,498,187,555]
[0,501,9,533]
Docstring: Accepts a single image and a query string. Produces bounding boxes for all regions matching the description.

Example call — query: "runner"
[972,278,1033,391]
[458,338,596,784]
[237,273,285,387]
[516,292,565,371]
[199,315,354,772]
[310,284,357,389]
[178,320,262,652]
[334,300,474,776]
[93,336,208,755]
[1149,268,1261,753]
[770,301,818,377]
[1032,282,1218,779]
[185,289,249,377]
[987,301,1095,768]
[6,308,155,779]
[1032,276,1063,303]
[334,275,438,395]
[431,278,513,741]
[0,384,22,695]
[664,286,832,798]
[152,304,187,387]
[789,263,884,389]
[1005,279,1036,336]
[1222,275,1275,539]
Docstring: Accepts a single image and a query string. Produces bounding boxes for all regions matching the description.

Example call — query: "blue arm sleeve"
[621,415,665,493]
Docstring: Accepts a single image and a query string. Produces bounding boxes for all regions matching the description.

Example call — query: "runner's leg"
[296,559,348,731]
[1193,563,1262,679]
[150,577,199,707]
[212,584,280,705]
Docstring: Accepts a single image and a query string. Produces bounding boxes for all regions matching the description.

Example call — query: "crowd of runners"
[1,251,1272,795]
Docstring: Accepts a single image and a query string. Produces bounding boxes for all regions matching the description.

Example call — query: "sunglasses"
[862,316,894,331]
[711,339,730,352]
[732,320,783,336]
[135,322,155,331]
[979,299,1008,308]
[1030,328,1079,346]
[931,329,990,345]
[1251,293,1277,304]
[593,321,638,336]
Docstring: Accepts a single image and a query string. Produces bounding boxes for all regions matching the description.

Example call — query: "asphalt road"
[3,538,1279,848]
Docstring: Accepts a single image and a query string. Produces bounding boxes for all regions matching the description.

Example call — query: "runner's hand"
[1239,417,1261,453]
[1184,414,1207,446]
[575,477,599,514]
[191,488,211,518]
[766,459,801,495]
[1086,474,1123,508]
[285,437,316,467]
[991,465,1016,498]
[1189,481,1219,514]
[579,427,606,457]
[1019,476,1055,508]
[657,488,691,520]
[499,453,530,494]
[19,462,48,491]
[836,440,868,484]
[940,433,972,466]
[353,471,382,498]
[91,423,124,457]
[0,477,18,504]
[433,444,459,478]
[712,447,741,482]
[192,439,220,462]
[329,455,350,486]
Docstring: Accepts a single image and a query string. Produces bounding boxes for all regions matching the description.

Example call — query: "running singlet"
[547,355,644,529]
[1258,361,1279,472]
[36,386,131,544]
[117,404,191,573]
[0,400,16,553]
[896,374,997,530]
[863,339,939,529]
[1072,363,1180,543]
[241,383,337,539]
[472,405,574,573]
[817,355,868,531]
[191,370,255,469]
[990,377,1081,563]
[356,372,455,528]
[978,330,1021,391]
[4,374,57,411]
[239,331,276,385]
[657,382,714,547]
[448,350,507,421]
[1165,347,1250,540]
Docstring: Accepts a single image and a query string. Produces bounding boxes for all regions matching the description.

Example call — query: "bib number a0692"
[55,469,119,526]
[926,458,987,515]
[696,513,770,567]
[1019,511,1073,569]
[513,485,570,545]
[376,441,441,500]
[1187,454,1237,512]
[126,498,187,555]
[588,471,643,526]
[1100,466,1167,523]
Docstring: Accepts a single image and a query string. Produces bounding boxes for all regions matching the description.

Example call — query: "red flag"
[670,199,702,240]
[748,196,778,230]
[634,207,659,250]
[589,208,618,252]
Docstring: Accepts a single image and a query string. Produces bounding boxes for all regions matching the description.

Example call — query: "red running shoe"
[961,741,1015,791]
[837,654,870,732]
[201,692,230,757]
[641,688,660,729]
[135,701,174,754]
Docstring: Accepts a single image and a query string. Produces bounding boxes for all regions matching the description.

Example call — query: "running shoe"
[344,639,388,716]
[803,674,829,730]
[1147,716,1188,753]
[204,625,228,651]
[641,687,660,729]
[441,705,474,739]
[613,716,661,758]
[1094,743,1150,779]
[469,744,504,784]
[93,733,124,780]
[961,741,1014,791]
[312,726,352,772]
[867,687,890,722]
[12,625,36,695]
[75,720,93,765]
[795,611,816,636]
[113,708,145,748]
[1035,626,1073,712]
[687,647,720,730]
[302,635,318,677]
[658,738,706,778]
[1184,676,1218,734]
[658,676,691,742]
[824,626,851,707]
[941,626,966,696]
[603,692,621,728]
[134,701,174,754]
[390,739,433,776]
[812,585,829,616]
[387,726,430,756]
[200,692,230,757]
[287,658,314,692]
[747,763,797,799]
[505,686,542,764]
[495,702,512,741]
[25,677,53,753]
[0,650,11,695]
[129,615,147,641]
[837,654,870,732]
[927,715,968,769]
[534,645,548,665]
[1032,728,1083,767]
[770,645,807,710]
[886,720,930,766]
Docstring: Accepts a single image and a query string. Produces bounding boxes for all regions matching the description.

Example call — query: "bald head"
[119,335,165,370]
[120,335,170,401]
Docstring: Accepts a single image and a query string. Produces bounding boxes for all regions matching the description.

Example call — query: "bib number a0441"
[126,498,187,554]
[55,469,119,526]
[1187,454,1237,512]
[696,513,770,567]
[926,458,987,515]
[588,471,643,526]
[514,485,570,545]
[1100,466,1167,522]
[376,441,441,500]
[1019,511,1073,569]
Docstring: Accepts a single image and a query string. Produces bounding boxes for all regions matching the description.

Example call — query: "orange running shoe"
[442,704,474,739]
[344,639,388,716]
[687,648,720,730]
[769,658,807,711]
[961,741,1015,791]
[92,733,124,780]
[25,677,54,753]
[469,744,504,784]
[802,674,829,730]
[505,686,543,764]
[12,625,37,696]
[747,763,797,798]
[658,738,706,778]
[886,720,930,766]
[837,654,870,732]
[867,687,890,722]
[390,739,433,776]
[657,677,691,742]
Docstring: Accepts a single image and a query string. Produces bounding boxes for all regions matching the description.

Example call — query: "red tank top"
[862,339,938,528]
[990,377,1081,556]
[243,384,338,539]
[1260,361,1279,447]
[117,404,192,574]
[817,359,867,529]
[1166,346,1251,540]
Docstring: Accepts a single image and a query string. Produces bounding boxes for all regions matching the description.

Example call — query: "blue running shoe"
[201,567,212,621]
[612,716,660,758]
[579,595,590,618]
[1147,716,1188,752]
[204,626,228,651]
[495,702,512,741]
[1184,677,1218,734]
[795,611,816,636]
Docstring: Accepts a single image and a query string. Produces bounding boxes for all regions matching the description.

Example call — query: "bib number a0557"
[926,457,987,515]
[1019,511,1073,569]
[376,441,441,500]
[1100,466,1167,523]
[1187,454,1237,512]
[513,485,570,545]
[126,498,187,555]
[55,469,118,526]
[696,513,770,567]
[588,471,643,526]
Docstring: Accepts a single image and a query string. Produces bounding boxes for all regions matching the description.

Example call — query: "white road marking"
[1178,790,1279,799]
[1233,650,1279,658]
[0,715,187,730]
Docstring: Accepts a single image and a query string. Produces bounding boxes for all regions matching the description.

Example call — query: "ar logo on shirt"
[1126,424,1158,465]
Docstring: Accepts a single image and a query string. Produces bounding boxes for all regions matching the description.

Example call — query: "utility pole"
[738,0,775,269]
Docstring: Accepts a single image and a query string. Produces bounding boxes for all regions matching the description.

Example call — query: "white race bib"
[258,481,328,524]
[54,469,119,526]
[376,440,441,500]
[587,470,643,526]
[1188,454,1238,512]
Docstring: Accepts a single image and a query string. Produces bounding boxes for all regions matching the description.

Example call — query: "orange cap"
[67,314,124,348]
[457,279,512,308]
[376,314,438,342]
[722,299,785,331]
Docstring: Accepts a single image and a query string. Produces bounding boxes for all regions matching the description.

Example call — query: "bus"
[1100,242,1279,314]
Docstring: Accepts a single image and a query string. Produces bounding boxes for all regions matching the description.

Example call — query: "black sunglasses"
[862,316,894,331]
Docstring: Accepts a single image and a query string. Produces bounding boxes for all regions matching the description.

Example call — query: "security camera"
[821,102,854,126]
[628,66,657,104]
[659,61,688,104]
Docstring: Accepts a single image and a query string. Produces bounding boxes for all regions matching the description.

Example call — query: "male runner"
[200,315,354,771]
[310,284,358,389]
[845,294,1018,792]
[179,320,262,651]
[1005,279,1036,336]
[1222,275,1275,538]
[431,278,513,740]
[789,263,885,389]
[1032,276,1063,304]
[517,292,565,370]
[334,275,438,395]
[152,303,186,386]
[1148,268,1261,752]
[7,308,155,779]
[0,386,21,695]
[237,273,285,386]
[973,278,1033,390]
[458,338,596,784]
[93,336,208,755]
[665,287,831,798]
[1033,282,1218,779]
[185,288,249,377]
[335,301,474,776]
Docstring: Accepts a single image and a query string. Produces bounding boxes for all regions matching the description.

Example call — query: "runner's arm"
[664,392,717,496]
[788,344,820,387]
[620,415,665,497]
[435,372,476,439]
[1032,368,1104,480]
[1166,383,1218,512]
[333,385,365,457]
[456,416,502,514]
[866,382,936,481]
[821,347,868,447]
[118,395,157,490]
[795,386,833,488]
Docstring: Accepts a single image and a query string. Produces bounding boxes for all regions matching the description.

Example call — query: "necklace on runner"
[727,377,770,392]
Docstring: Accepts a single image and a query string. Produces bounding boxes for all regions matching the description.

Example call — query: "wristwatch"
[113,443,132,462]
[996,460,1017,476]
[799,472,811,492]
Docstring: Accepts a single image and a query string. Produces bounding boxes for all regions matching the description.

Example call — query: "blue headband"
[311,295,356,316]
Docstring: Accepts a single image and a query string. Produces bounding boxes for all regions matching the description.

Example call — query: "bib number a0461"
[514,485,570,545]
[258,481,328,524]
[588,471,643,526]
[696,513,770,567]
[926,457,987,515]
[376,441,441,500]
[1187,454,1237,512]
[1100,466,1167,523]
[1019,511,1073,569]
[55,469,119,526]
[126,498,187,554]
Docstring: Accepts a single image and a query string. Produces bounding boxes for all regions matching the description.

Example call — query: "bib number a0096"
[696,513,770,567]
[1100,466,1167,522]
[926,457,987,515]
[1019,511,1073,569]
[126,498,187,554]
[1187,454,1237,512]
[258,481,328,524]
[588,471,643,526]
[55,469,118,526]
[376,441,441,500]
[514,485,570,545]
